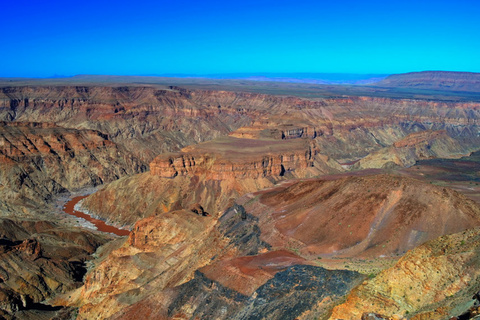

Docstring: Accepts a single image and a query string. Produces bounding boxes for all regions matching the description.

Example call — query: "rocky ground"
[1,77,480,319]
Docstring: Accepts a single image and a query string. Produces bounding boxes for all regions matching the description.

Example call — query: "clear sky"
[1,0,479,77]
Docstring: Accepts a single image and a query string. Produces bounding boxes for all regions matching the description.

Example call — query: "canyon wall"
[2,86,480,163]
[355,130,472,169]
[0,121,145,216]
[2,84,480,318]
[330,226,480,319]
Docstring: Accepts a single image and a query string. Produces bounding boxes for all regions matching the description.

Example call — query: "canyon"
[1,72,480,319]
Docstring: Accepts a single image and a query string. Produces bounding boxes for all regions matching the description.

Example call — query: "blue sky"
[1,0,479,77]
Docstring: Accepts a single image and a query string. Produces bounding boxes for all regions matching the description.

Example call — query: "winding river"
[63,195,130,236]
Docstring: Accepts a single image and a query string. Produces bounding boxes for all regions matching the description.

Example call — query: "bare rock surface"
[0,217,111,318]
[0,121,145,217]
[355,130,471,169]
[248,174,480,258]
[2,84,480,319]
[330,227,480,319]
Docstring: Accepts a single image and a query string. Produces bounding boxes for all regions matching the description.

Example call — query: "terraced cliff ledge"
[150,136,340,180]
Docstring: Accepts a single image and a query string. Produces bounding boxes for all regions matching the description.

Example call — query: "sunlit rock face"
[354,130,472,169]
[2,82,480,319]
[73,173,480,320]
[0,121,145,216]
[237,174,480,258]
[149,136,332,180]
[330,227,480,319]
[2,86,480,164]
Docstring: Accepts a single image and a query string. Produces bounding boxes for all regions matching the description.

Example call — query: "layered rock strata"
[0,121,145,216]
[149,136,335,180]
[2,86,480,163]
[73,173,480,319]
[355,130,472,169]
[330,227,480,319]
[0,218,111,318]
[244,174,480,258]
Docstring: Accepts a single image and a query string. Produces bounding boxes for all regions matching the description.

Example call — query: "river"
[63,195,130,237]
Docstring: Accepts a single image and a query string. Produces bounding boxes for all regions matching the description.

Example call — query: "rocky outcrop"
[80,135,342,228]
[2,85,480,163]
[82,137,343,226]
[0,121,145,216]
[330,227,480,319]
[73,173,480,319]
[75,198,364,320]
[0,218,111,318]
[354,130,472,169]
[76,210,231,320]
[79,171,276,228]
[150,136,338,180]
[243,174,480,258]
[3,83,480,319]
[111,265,364,320]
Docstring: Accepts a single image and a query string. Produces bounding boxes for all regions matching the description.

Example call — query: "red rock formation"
[2,84,480,319]
[149,137,321,180]
[77,210,231,320]
[0,121,144,216]
[330,227,480,319]
[245,174,480,258]
[199,250,308,296]
[2,85,480,163]
[73,173,480,320]
[355,130,471,169]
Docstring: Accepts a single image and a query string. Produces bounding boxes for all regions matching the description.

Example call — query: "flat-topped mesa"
[149,137,319,180]
[229,122,327,140]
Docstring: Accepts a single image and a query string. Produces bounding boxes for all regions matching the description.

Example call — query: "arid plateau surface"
[2,71,480,319]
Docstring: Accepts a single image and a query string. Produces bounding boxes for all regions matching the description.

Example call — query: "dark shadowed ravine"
[63,195,130,236]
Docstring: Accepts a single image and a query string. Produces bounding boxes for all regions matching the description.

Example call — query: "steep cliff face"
[3,84,480,319]
[330,227,480,319]
[0,218,111,318]
[73,173,480,320]
[150,136,341,180]
[80,135,343,228]
[76,210,231,320]
[0,86,276,162]
[2,86,480,163]
[0,122,145,216]
[355,130,472,169]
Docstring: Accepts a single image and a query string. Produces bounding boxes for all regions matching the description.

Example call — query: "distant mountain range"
[2,71,480,101]
[372,71,480,92]
[147,72,389,85]
[95,71,480,90]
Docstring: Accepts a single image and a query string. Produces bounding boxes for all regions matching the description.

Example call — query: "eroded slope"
[0,121,145,216]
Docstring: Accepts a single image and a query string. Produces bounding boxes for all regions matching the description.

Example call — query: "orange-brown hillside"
[245,174,480,258]
[355,130,471,169]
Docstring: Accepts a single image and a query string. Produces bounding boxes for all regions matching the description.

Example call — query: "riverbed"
[63,195,130,236]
